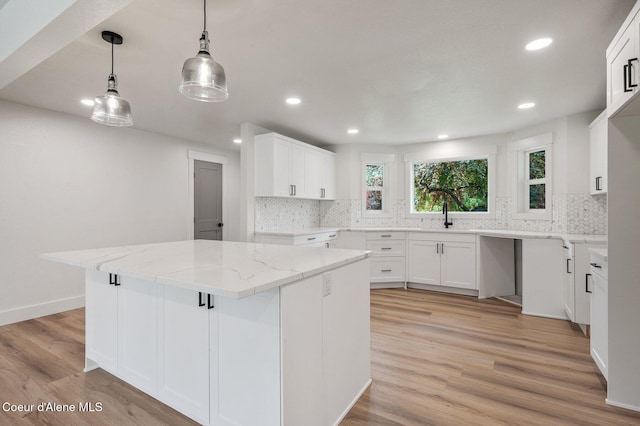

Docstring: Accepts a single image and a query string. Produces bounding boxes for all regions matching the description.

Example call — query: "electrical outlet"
[322,273,332,297]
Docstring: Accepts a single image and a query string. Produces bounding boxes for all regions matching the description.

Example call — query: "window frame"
[406,153,496,219]
[510,133,553,220]
[361,154,395,218]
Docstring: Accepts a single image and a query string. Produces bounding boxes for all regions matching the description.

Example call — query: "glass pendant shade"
[91,74,133,127]
[179,31,228,102]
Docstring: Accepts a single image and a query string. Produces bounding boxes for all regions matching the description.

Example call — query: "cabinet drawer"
[293,233,328,246]
[409,232,475,243]
[589,253,608,280]
[370,258,406,283]
[366,231,405,241]
[366,240,405,256]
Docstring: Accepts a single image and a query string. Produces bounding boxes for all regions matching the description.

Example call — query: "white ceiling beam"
[0,0,134,90]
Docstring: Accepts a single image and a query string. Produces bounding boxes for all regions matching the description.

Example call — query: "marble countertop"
[41,240,371,299]
[254,227,340,236]
[257,227,606,244]
[589,247,608,261]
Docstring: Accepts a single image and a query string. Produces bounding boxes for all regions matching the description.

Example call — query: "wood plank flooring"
[343,289,640,425]
[1,289,639,425]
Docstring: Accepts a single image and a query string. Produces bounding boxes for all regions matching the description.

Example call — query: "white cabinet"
[607,2,640,116]
[255,132,335,200]
[407,233,476,290]
[157,285,211,424]
[366,232,406,286]
[589,251,608,380]
[562,242,606,325]
[85,269,118,373]
[589,110,608,195]
[85,270,157,394]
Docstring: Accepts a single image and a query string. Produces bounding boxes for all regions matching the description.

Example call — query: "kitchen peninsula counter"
[42,240,372,426]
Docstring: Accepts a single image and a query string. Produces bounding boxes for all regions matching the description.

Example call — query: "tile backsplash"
[255,194,607,234]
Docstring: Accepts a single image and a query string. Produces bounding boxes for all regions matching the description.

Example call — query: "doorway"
[194,159,223,240]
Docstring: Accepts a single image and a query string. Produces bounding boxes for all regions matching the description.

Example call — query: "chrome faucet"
[443,201,453,229]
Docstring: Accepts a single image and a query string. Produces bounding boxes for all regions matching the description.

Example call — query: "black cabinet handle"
[381,269,392,272]
[381,235,392,238]
[441,243,445,254]
[624,58,638,92]
[109,273,121,286]
[595,176,602,191]
[566,258,572,274]
[207,294,214,309]
[198,292,205,307]
[329,234,337,238]
[586,273,592,293]
[381,247,392,250]
[590,262,602,269]
[307,237,317,241]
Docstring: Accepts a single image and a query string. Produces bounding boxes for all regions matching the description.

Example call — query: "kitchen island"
[42,240,372,426]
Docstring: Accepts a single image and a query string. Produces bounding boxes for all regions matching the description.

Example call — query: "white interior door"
[194,160,223,240]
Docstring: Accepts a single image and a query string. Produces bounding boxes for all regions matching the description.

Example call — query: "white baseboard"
[332,378,372,426]
[0,295,85,326]
[407,283,479,297]
[606,398,640,413]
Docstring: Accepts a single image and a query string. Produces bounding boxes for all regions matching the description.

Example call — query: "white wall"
[0,100,241,325]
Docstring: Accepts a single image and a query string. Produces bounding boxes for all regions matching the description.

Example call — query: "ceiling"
[0,0,634,150]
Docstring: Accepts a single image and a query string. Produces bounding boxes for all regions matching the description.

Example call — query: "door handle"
[198,292,205,307]
[218,223,224,227]
[586,274,592,294]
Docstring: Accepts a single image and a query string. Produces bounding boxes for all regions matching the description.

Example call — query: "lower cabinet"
[562,242,606,325]
[366,232,406,285]
[589,252,608,380]
[407,233,476,290]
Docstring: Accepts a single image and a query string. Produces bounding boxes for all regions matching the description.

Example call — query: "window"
[526,149,546,210]
[365,164,385,211]
[411,158,489,213]
[510,133,553,220]
[362,153,395,218]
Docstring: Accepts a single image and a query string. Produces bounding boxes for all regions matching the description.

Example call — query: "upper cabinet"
[589,110,608,195]
[607,2,640,117]
[255,133,336,200]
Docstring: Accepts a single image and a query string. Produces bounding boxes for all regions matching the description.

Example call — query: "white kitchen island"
[42,240,372,426]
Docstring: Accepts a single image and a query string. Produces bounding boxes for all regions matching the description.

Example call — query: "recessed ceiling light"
[286,97,301,105]
[437,134,449,139]
[518,102,536,109]
[233,138,242,144]
[81,99,94,106]
[525,38,553,51]
[347,128,359,135]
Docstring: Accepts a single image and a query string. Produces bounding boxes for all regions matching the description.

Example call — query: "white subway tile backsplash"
[258,194,607,234]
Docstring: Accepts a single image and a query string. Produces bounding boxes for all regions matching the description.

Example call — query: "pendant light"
[91,31,133,127]
[179,0,228,102]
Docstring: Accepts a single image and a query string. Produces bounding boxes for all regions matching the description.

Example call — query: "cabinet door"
[85,270,118,374]
[157,285,210,424]
[441,241,476,289]
[290,143,307,197]
[320,152,336,200]
[589,112,608,195]
[563,257,575,322]
[407,240,440,285]
[272,137,293,197]
[607,22,637,116]
[590,272,608,379]
[117,276,158,395]
[305,149,322,199]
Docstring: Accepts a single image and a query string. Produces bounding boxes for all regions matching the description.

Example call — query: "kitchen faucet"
[443,201,453,229]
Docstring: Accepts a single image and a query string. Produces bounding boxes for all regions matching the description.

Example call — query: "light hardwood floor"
[343,289,640,425]
[1,289,639,425]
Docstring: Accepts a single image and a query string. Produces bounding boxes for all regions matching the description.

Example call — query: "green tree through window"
[413,159,488,212]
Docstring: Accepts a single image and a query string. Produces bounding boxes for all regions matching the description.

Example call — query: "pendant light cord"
[111,38,114,75]
[203,0,207,31]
